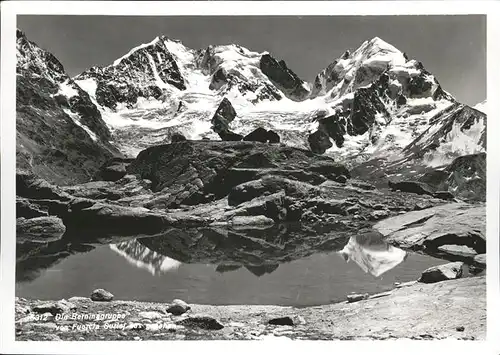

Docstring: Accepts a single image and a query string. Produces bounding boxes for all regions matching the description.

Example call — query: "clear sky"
[17,15,486,106]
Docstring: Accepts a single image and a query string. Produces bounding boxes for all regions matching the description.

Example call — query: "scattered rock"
[166,299,191,316]
[176,315,224,330]
[32,300,75,315]
[456,326,465,332]
[369,210,390,221]
[347,293,369,303]
[268,316,294,326]
[125,323,146,331]
[418,262,464,283]
[90,289,114,302]
[473,254,486,268]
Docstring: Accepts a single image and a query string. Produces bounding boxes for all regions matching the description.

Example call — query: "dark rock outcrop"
[171,133,187,143]
[212,98,237,135]
[260,54,310,101]
[127,140,348,207]
[243,127,281,143]
[75,35,186,110]
[219,130,243,141]
[308,129,333,154]
[388,180,435,197]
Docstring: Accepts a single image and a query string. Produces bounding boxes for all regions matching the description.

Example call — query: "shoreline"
[15,275,485,341]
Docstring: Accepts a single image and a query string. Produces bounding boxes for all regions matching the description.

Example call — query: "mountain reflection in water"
[108,230,407,278]
[15,224,447,305]
[338,233,408,277]
[109,242,181,275]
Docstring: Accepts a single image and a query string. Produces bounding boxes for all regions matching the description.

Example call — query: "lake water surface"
[16,230,448,306]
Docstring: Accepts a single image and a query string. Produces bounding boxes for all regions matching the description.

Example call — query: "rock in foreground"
[15,276,485,340]
[373,202,485,262]
[418,262,464,283]
[91,289,114,302]
[167,299,191,316]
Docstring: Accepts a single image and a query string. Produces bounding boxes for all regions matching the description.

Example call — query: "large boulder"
[166,299,191,315]
[91,288,114,302]
[418,262,464,283]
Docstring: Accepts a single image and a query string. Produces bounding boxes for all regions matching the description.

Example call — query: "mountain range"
[16,28,486,200]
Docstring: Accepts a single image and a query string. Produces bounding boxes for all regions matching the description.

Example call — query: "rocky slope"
[16,29,121,185]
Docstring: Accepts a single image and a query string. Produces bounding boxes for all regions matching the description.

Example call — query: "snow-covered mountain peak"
[311,37,409,101]
[112,36,162,67]
[473,99,487,114]
[361,36,403,56]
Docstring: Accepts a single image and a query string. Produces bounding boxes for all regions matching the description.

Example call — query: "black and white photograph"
[1,1,499,352]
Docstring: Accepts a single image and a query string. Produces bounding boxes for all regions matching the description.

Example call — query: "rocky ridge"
[16,29,121,184]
